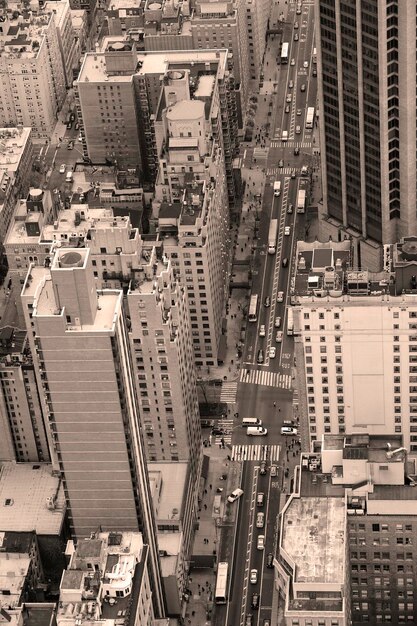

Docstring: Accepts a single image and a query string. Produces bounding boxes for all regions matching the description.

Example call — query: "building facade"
[316,0,417,270]
[44,0,80,87]
[0,8,66,141]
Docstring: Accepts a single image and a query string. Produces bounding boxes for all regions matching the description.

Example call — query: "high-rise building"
[315,0,416,270]
[44,0,80,87]
[0,127,33,245]
[245,0,270,82]
[276,433,417,626]
[75,46,239,202]
[0,8,66,141]
[292,237,417,452]
[20,247,165,617]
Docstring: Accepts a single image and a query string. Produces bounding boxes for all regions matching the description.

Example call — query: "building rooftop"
[0,10,53,60]
[0,462,65,536]
[148,461,187,520]
[281,496,345,584]
[0,128,31,174]
[0,554,30,608]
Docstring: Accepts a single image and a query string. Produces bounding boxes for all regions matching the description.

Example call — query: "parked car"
[250,569,258,585]
[286,93,292,103]
[274,316,281,328]
[246,615,253,626]
[285,104,290,113]
[276,331,283,343]
[264,296,271,308]
[284,226,291,236]
[256,512,265,528]
[259,325,266,337]
[257,535,265,550]
[227,488,244,503]
[277,291,284,303]
[257,493,265,507]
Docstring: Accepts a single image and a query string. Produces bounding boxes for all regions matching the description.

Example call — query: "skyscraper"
[21,247,165,617]
[316,0,415,270]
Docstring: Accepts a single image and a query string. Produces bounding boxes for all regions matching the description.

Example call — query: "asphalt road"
[218,2,317,625]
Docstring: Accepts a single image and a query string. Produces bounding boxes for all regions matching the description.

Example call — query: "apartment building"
[245,0,270,82]
[0,329,50,463]
[44,0,80,86]
[57,531,154,626]
[316,1,417,270]
[292,237,417,452]
[276,433,417,626]
[20,247,165,616]
[75,45,239,202]
[0,7,66,141]
[0,127,33,246]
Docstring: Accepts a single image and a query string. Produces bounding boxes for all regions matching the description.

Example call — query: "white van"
[282,130,288,142]
[242,417,262,427]
[66,171,73,183]
[247,426,268,436]
[273,180,281,196]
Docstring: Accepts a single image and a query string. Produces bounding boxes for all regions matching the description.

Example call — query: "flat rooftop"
[148,462,187,520]
[0,554,30,608]
[0,128,31,173]
[281,496,345,584]
[0,462,65,536]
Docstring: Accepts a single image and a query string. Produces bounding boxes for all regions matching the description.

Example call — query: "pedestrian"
[209,484,212,489]
[273,402,276,407]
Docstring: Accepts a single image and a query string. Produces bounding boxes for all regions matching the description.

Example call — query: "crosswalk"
[220,381,238,403]
[266,167,295,176]
[240,368,292,389]
[270,141,312,149]
[213,418,234,445]
[231,444,281,462]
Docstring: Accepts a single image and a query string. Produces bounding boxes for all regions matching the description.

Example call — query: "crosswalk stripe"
[239,369,292,389]
[230,444,281,462]
[269,141,312,148]
[220,382,238,403]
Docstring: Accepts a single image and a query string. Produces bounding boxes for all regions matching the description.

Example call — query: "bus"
[296,189,306,214]
[287,308,294,336]
[268,219,278,254]
[215,562,229,604]
[248,294,259,322]
[312,47,317,64]
[305,107,315,129]
[281,42,289,64]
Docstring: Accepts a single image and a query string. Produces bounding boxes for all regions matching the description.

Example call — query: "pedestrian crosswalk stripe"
[239,368,292,390]
[269,141,312,149]
[220,382,238,403]
[231,444,280,462]
[266,167,295,176]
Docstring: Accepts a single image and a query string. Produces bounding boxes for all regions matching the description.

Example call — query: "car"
[259,325,266,337]
[296,125,301,134]
[211,428,224,436]
[257,349,264,364]
[257,535,265,550]
[74,122,80,131]
[285,104,290,113]
[276,331,283,343]
[66,121,72,129]
[312,68,317,77]
[78,134,83,142]
[275,316,281,328]
[256,512,265,527]
[257,492,265,507]
[281,426,298,435]
[278,159,284,168]
[251,593,260,610]
[228,488,244,503]
[289,79,294,89]
[246,614,253,626]
[59,163,66,174]
[294,147,300,156]
[264,296,271,308]
[67,140,74,150]
[282,257,288,268]
[250,569,258,585]
[266,553,274,568]
[291,170,296,179]
[294,21,299,29]
[260,461,267,476]
[277,291,284,303]
[270,466,277,477]
[294,32,299,41]
[290,58,295,66]
[300,83,306,92]
[303,60,309,68]
[286,93,292,103]
[297,108,302,116]
[269,346,276,359]
[284,226,291,236]
[287,204,293,214]
[263,621,271,626]
[296,4,302,14]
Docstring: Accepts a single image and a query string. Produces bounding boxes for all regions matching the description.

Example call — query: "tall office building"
[0,6,66,141]
[292,237,417,453]
[20,247,165,617]
[277,434,417,626]
[315,0,416,270]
